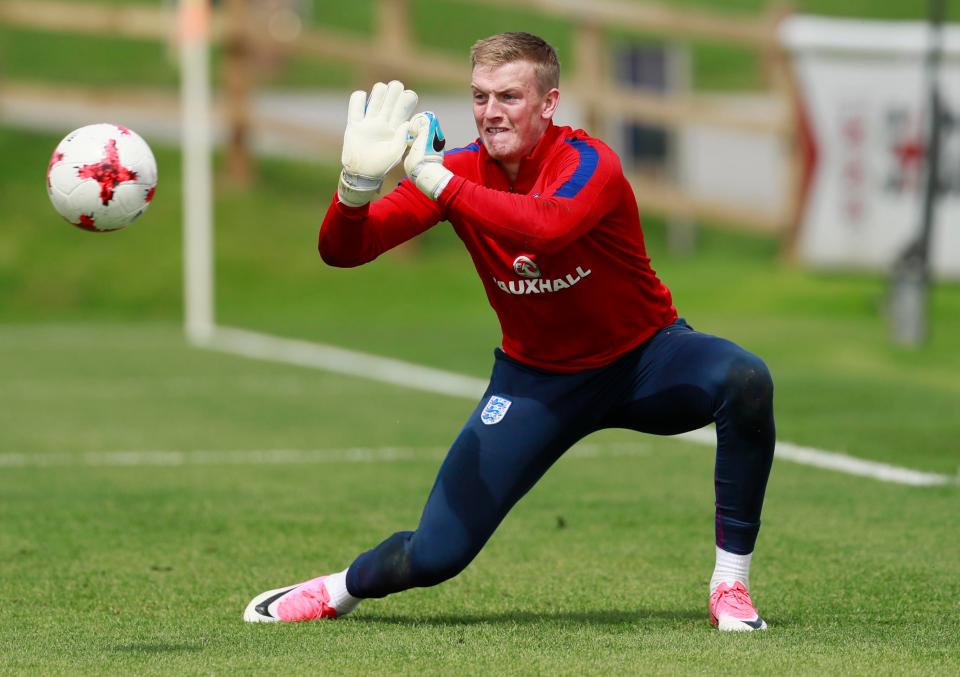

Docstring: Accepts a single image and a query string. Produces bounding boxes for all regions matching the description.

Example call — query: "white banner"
[781,15,960,278]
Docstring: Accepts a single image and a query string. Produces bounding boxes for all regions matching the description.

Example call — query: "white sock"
[325,568,362,616]
[710,546,752,594]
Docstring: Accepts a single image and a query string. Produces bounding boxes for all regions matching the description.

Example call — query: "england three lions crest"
[480,395,512,425]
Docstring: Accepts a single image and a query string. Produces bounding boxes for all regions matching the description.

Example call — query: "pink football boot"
[709,581,767,631]
[244,575,358,623]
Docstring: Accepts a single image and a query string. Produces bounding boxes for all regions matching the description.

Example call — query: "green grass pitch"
[1,325,959,675]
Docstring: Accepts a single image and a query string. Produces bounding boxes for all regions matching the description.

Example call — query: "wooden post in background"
[0,36,5,120]
[760,1,795,94]
[359,0,412,88]
[574,22,606,138]
[760,3,804,257]
[372,0,413,184]
[377,0,412,64]
[223,0,254,186]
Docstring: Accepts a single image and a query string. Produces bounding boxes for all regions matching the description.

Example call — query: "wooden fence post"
[360,0,412,88]
[373,0,421,259]
[377,0,412,60]
[760,2,803,256]
[573,22,606,138]
[223,0,254,186]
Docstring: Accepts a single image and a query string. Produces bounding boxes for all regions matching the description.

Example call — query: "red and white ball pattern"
[47,123,158,232]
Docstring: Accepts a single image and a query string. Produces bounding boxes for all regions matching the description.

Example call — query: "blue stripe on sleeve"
[551,138,599,199]
[446,143,480,155]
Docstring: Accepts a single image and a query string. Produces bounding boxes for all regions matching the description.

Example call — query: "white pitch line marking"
[0,447,434,468]
[676,429,953,487]
[189,326,956,487]
[204,326,488,400]
[0,443,647,469]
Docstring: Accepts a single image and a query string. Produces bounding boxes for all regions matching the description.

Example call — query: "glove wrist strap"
[337,172,378,208]
[410,164,453,201]
[339,170,383,192]
[431,171,453,200]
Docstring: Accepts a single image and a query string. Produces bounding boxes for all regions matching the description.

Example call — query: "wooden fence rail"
[0,0,178,40]
[485,0,782,48]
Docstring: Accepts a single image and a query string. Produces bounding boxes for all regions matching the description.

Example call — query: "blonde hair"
[470,32,560,94]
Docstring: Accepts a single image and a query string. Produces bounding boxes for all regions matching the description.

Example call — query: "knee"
[720,352,774,424]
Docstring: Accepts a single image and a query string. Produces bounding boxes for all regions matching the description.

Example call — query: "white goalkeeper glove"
[404,112,453,200]
[338,80,419,208]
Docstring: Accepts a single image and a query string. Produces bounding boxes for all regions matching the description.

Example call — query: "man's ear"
[541,88,560,119]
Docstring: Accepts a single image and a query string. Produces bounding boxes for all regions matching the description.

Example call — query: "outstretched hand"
[338,81,419,208]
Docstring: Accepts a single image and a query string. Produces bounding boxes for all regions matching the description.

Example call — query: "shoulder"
[553,126,620,168]
[547,127,623,198]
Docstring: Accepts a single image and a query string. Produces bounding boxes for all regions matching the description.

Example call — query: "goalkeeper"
[245,32,775,632]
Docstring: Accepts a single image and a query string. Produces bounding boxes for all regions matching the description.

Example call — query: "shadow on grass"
[354,607,703,626]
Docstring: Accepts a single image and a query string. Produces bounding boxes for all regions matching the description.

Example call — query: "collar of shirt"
[477,122,561,194]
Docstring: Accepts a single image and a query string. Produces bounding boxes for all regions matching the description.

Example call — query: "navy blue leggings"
[347,320,775,599]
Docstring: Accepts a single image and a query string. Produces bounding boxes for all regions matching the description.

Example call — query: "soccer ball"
[46,123,158,232]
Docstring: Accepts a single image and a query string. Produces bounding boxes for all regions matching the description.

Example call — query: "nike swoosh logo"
[744,616,765,629]
[433,136,446,152]
[255,587,296,618]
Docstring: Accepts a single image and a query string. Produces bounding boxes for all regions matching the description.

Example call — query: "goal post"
[178,0,215,344]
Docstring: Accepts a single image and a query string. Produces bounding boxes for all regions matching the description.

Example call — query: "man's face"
[471,61,559,166]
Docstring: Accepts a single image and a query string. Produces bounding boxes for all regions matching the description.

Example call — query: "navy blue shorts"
[348,319,775,598]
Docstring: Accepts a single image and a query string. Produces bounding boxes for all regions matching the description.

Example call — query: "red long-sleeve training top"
[318,122,677,373]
